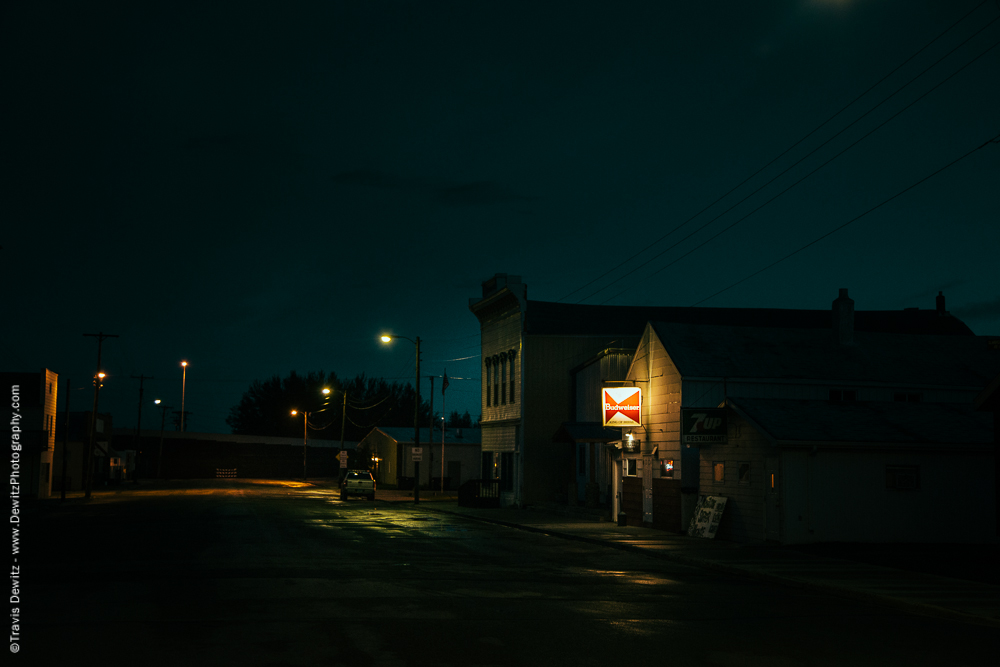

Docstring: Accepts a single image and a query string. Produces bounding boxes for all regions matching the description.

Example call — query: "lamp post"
[154,399,172,479]
[381,334,420,503]
[180,361,188,433]
[290,409,309,481]
[84,371,106,500]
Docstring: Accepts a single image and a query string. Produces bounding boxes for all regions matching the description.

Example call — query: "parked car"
[340,470,376,501]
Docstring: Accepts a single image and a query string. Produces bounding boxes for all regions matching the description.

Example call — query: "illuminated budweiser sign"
[602,387,641,427]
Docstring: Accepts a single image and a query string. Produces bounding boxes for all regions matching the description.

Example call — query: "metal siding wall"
[576,362,603,423]
[524,335,632,503]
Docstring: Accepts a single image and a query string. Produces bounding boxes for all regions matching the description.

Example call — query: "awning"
[552,422,621,444]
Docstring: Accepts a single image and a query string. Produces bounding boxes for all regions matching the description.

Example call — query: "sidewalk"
[391,497,1000,629]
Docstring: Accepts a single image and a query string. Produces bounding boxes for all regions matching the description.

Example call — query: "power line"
[690,132,1000,306]
[598,35,1000,305]
[563,3,997,304]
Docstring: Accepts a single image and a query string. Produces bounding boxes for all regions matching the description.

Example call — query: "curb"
[405,502,1000,629]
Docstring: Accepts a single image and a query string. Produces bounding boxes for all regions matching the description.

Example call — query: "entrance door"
[765,457,780,541]
[622,477,643,527]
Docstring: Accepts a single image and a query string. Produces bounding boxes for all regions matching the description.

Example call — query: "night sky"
[5,0,998,435]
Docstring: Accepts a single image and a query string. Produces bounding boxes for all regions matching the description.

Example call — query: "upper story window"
[485,360,491,407]
[493,356,499,406]
[500,357,507,405]
[508,350,516,404]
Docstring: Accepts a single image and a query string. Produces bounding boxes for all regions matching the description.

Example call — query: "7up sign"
[681,408,727,444]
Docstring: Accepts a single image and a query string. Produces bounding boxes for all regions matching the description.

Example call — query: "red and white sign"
[602,387,641,427]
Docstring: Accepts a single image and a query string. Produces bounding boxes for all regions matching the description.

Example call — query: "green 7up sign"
[681,409,727,444]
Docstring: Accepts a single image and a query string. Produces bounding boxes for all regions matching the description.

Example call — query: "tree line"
[226,370,475,441]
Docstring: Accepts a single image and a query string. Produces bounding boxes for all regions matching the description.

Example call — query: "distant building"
[2,369,58,498]
[53,411,113,493]
[358,426,482,490]
[470,274,976,509]
[112,429,357,479]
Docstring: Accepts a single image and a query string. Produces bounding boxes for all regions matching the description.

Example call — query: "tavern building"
[470,275,996,542]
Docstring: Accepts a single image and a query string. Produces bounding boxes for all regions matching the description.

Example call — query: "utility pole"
[132,374,153,483]
[83,331,118,500]
[427,375,434,495]
[414,336,420,504]
[156,401,171,479]
[339,391,347,479]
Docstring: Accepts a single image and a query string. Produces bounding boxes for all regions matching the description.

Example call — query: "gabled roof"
[650,322,1000,388]
[523,300,974,337]
[552,422,622,443]
[363,426,482,445]
[728,398,993,447]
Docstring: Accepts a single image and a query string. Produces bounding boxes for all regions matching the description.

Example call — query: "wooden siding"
[651,479,682,532]
[481,309,522,423]
[626,328,683,478]
[622,476,643,526]
[697,412,772,542]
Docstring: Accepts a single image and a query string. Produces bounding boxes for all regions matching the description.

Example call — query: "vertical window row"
[500,357,507,405]
[508,349,516,404]
[485,359,491,407]
[484,349,518,412]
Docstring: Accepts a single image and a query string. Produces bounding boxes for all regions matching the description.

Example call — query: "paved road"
[18,480,998,666]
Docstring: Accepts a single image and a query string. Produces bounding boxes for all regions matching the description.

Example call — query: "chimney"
[832,288,854,345]
[936,291,947,315]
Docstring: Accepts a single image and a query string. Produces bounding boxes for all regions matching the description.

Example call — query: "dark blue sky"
[5,0,998,434]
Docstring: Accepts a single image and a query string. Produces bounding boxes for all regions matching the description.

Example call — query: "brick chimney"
[832,288,854,345]
[482,273,525,299]
[936,290,948,315]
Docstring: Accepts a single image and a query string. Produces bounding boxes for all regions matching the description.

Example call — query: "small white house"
[358,426,482,490]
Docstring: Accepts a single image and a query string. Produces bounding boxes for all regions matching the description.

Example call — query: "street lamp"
[180,361,188,433]
[154,399,172,479]
[380,334,421,503]
[290,409,309,481]
[84,371,106,500]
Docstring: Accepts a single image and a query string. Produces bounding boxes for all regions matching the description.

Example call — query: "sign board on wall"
[688,495,727,538]
[681,408,727,444]
[602,387,641,427]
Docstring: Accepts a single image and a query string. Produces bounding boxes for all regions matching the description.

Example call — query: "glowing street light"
[180,361,188,433]
[153,399,172,478]
[381,333,421,503]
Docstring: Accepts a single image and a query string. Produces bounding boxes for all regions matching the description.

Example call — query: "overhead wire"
[597,35,1000,305]
[689,132,1000,306]
[561,2,996,304]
